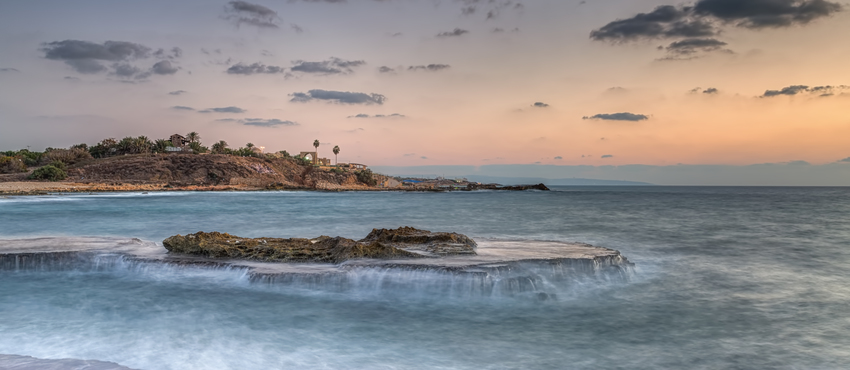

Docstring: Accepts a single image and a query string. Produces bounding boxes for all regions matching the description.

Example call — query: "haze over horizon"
[2,0,849,185]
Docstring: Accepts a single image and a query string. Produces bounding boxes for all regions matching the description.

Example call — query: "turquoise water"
[1,187,849,369]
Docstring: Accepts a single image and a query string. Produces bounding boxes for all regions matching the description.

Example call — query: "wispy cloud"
[290,89,386,105]
[583,112,649,121]
[199,106,247,113]
[223,1,280,29]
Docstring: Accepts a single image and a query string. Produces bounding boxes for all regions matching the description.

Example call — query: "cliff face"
[62,154,372,189]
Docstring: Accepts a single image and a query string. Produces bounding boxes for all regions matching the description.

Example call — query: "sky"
[1,0,849,184]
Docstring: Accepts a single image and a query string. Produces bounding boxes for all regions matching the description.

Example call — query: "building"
[298,151,331,165]
[170,134,189,148]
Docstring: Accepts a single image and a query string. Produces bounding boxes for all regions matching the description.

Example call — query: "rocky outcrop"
[162,227,478,263]
[466,183,550,191]
[359,227,477,256]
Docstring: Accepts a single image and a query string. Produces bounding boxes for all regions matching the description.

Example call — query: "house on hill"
[168,134,191,152]
[298,151,331,165]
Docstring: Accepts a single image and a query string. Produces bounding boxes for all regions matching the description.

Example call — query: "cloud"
[199,106,247,113]
[421,156,428,159]
[42,40,151,62]
[223,1,280,28]
[169,90,187,95]
[590,5,716,41]
[290,58,365,74]
[583,112,649,121]
[41,39,181,79]
[171,106,195,111]
[665,38,729,55]
[239,118,298,127]
[152,60,179,75]
[378,66,395,73]
[153,47,183,59]
[554,156,563,160]
[839,157,850,163]
[408,64,450,71]
[348,113,405,118]
[0,68,20,73]
[291,24,304,34]
[437,28,470,38]
[590,0,842,51]
[226,62,285,75]
[763,85,810,97]
[532,102,549,107]
[601,155,614,158]
[456,0,524,20]
[703,87,719,94]
[290,89,386,105]
[693,0,842,28]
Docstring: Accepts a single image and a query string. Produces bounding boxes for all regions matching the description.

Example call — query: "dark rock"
[358,226,477,256]
[163,231,424,263]
[162,227,478,263]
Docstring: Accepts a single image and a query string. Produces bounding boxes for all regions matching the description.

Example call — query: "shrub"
[355,169,377,186]
[42,148,92,165]
[28,165,67,181]
[0,156,27,174]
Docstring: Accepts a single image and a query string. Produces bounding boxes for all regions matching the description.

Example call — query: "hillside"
[1,154,381,191]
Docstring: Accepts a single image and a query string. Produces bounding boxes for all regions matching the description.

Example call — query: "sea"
[0,186,848,369]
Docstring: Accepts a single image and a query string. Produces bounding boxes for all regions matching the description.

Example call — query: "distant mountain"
[463,176,653,186]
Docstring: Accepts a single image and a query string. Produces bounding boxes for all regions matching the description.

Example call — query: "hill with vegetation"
[0,134,382,190]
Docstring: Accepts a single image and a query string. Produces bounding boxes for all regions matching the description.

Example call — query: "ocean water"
[1,187,849,369]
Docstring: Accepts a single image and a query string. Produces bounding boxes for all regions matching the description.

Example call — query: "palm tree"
[332,145,340,165]
[313,139,320,164]
[186,132,200,144]
[211,140,228,154]
[246,143,254,148]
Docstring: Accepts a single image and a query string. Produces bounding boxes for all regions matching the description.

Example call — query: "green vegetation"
[28,164,67,181]
[355,169,377,186]
[333,145,340,165]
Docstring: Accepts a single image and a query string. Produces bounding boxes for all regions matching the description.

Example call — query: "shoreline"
[0,181,546,196]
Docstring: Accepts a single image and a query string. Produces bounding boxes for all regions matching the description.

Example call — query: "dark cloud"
[492,27,520,33]
[64,76,79,80]
[113,63,141,77]
[532,102,549,107]
[199,106,247,113]
[290,89,386,105]
[590,6,716,41]
[0,68,20,73]
[601,155,614,158]
[152,60,179,75]
[407,64,450,72]
[291,24,304,34]
[378,66,395,73]
[437,28,470,38]
[694,0,842,28]
[154,47,183,59]
[41,39,181,78]
[348,113,405,118]
[169,90,187,95]
[583,112,649,121]
[839,157,850,163]
[554,156,563,160]
[421,156,428,160]
[226,62,285,75]
[591,0,842,43]
[291,58,365,74]
[171,106,195,111]
[665,38,729,55]
[762,85,810,97]
[456,0,524,20]
[224,1,280,28]
[703,87,719,94]
[240,118,298,127]
[42,40,151,61]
